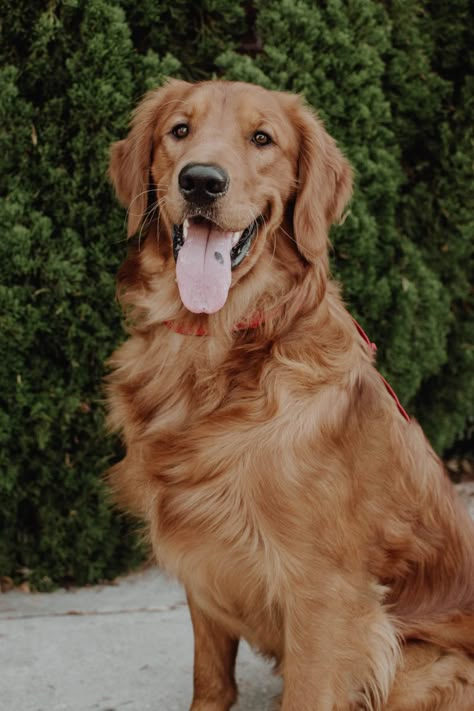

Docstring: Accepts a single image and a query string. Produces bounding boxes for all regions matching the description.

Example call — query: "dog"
[107,80,474,710]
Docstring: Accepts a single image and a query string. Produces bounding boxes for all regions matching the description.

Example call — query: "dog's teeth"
[232,231,242,246]
[183,219,189,240]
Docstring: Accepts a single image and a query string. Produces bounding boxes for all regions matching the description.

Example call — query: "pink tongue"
[176,222,234,314]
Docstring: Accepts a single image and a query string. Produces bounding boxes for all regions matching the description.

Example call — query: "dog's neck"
[163,309,275,336]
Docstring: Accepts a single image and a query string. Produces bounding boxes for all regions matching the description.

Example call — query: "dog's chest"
[146,354,313,567]
[154,470,284,652]
[154,455,267,572]
[122,338,319,648]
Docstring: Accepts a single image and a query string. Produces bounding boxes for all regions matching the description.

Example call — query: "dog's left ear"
[109,79,190,237]
[291,100,353,265]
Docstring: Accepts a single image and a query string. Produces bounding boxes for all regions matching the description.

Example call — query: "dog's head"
[110,80,352,315]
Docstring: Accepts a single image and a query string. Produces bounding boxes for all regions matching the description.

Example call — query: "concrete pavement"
[0,568,280,711]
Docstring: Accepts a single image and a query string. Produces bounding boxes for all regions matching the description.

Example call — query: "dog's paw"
[190,702,235,711]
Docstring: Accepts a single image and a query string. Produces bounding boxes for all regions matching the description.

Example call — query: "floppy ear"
[292,101,353,265]
[109,79,190,237]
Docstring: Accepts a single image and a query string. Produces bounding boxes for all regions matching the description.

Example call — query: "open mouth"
[173,216,258,269]
[171,216,260,315]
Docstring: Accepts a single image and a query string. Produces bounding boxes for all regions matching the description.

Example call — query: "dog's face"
[110,80,352,314]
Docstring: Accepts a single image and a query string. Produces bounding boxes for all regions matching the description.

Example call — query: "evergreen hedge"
[1,0,472,589]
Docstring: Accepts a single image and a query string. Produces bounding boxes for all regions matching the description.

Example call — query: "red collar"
[164,313,410,422]
[164,312,268,336]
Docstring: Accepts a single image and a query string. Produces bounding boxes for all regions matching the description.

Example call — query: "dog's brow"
[256,108,287,127]
[159,98,189,110]
[161,98,197,123]
[237,105,285,132]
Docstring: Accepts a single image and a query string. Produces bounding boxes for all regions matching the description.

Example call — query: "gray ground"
[0,568,280,711]
[1,482,472,711]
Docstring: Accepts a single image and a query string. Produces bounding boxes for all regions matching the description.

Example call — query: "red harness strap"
[379,376,411,422]
[353,318,410,422]
[164,314,410,423]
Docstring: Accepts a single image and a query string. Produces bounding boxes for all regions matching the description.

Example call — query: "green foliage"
[1,0,472,588]
[383,0,474,449]
[0,2,142,590]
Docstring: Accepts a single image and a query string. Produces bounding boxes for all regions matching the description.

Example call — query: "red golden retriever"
[107,80,474,710]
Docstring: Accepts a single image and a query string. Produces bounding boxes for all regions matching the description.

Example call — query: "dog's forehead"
[178,82,298,152]
[186,82,290,126]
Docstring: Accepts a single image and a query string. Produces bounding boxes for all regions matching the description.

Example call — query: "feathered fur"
[107,80,474,711]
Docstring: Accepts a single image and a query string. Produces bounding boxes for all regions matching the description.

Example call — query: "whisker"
[278,224,324,262]
[243,204,278,268]
[124,184,169,217]
[124,188,156,231]
[256,209,277,268]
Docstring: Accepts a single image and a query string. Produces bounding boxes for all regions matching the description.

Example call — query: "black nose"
[178,163,229,204]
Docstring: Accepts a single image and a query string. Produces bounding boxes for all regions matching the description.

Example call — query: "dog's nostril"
[206,177,226,194]
[179,173,195,192]
[178,163,229,203]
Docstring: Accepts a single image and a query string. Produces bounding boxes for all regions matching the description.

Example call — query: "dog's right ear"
[109,80,190,237]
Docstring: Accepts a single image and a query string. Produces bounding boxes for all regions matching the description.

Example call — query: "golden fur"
[107,80,474,710]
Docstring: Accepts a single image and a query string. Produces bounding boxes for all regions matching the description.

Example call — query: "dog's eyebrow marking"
[214,251,224,264]
[158,98,189,110]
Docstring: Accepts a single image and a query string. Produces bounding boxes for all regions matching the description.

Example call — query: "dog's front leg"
[280,601,337,711]
[280,577,398,711]
[187,590,239,711]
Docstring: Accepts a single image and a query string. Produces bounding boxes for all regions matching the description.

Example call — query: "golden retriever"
[107,80,474,710]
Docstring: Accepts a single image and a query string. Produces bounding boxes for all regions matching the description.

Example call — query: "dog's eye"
[252,131,272,146]
[172,124,189,139]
